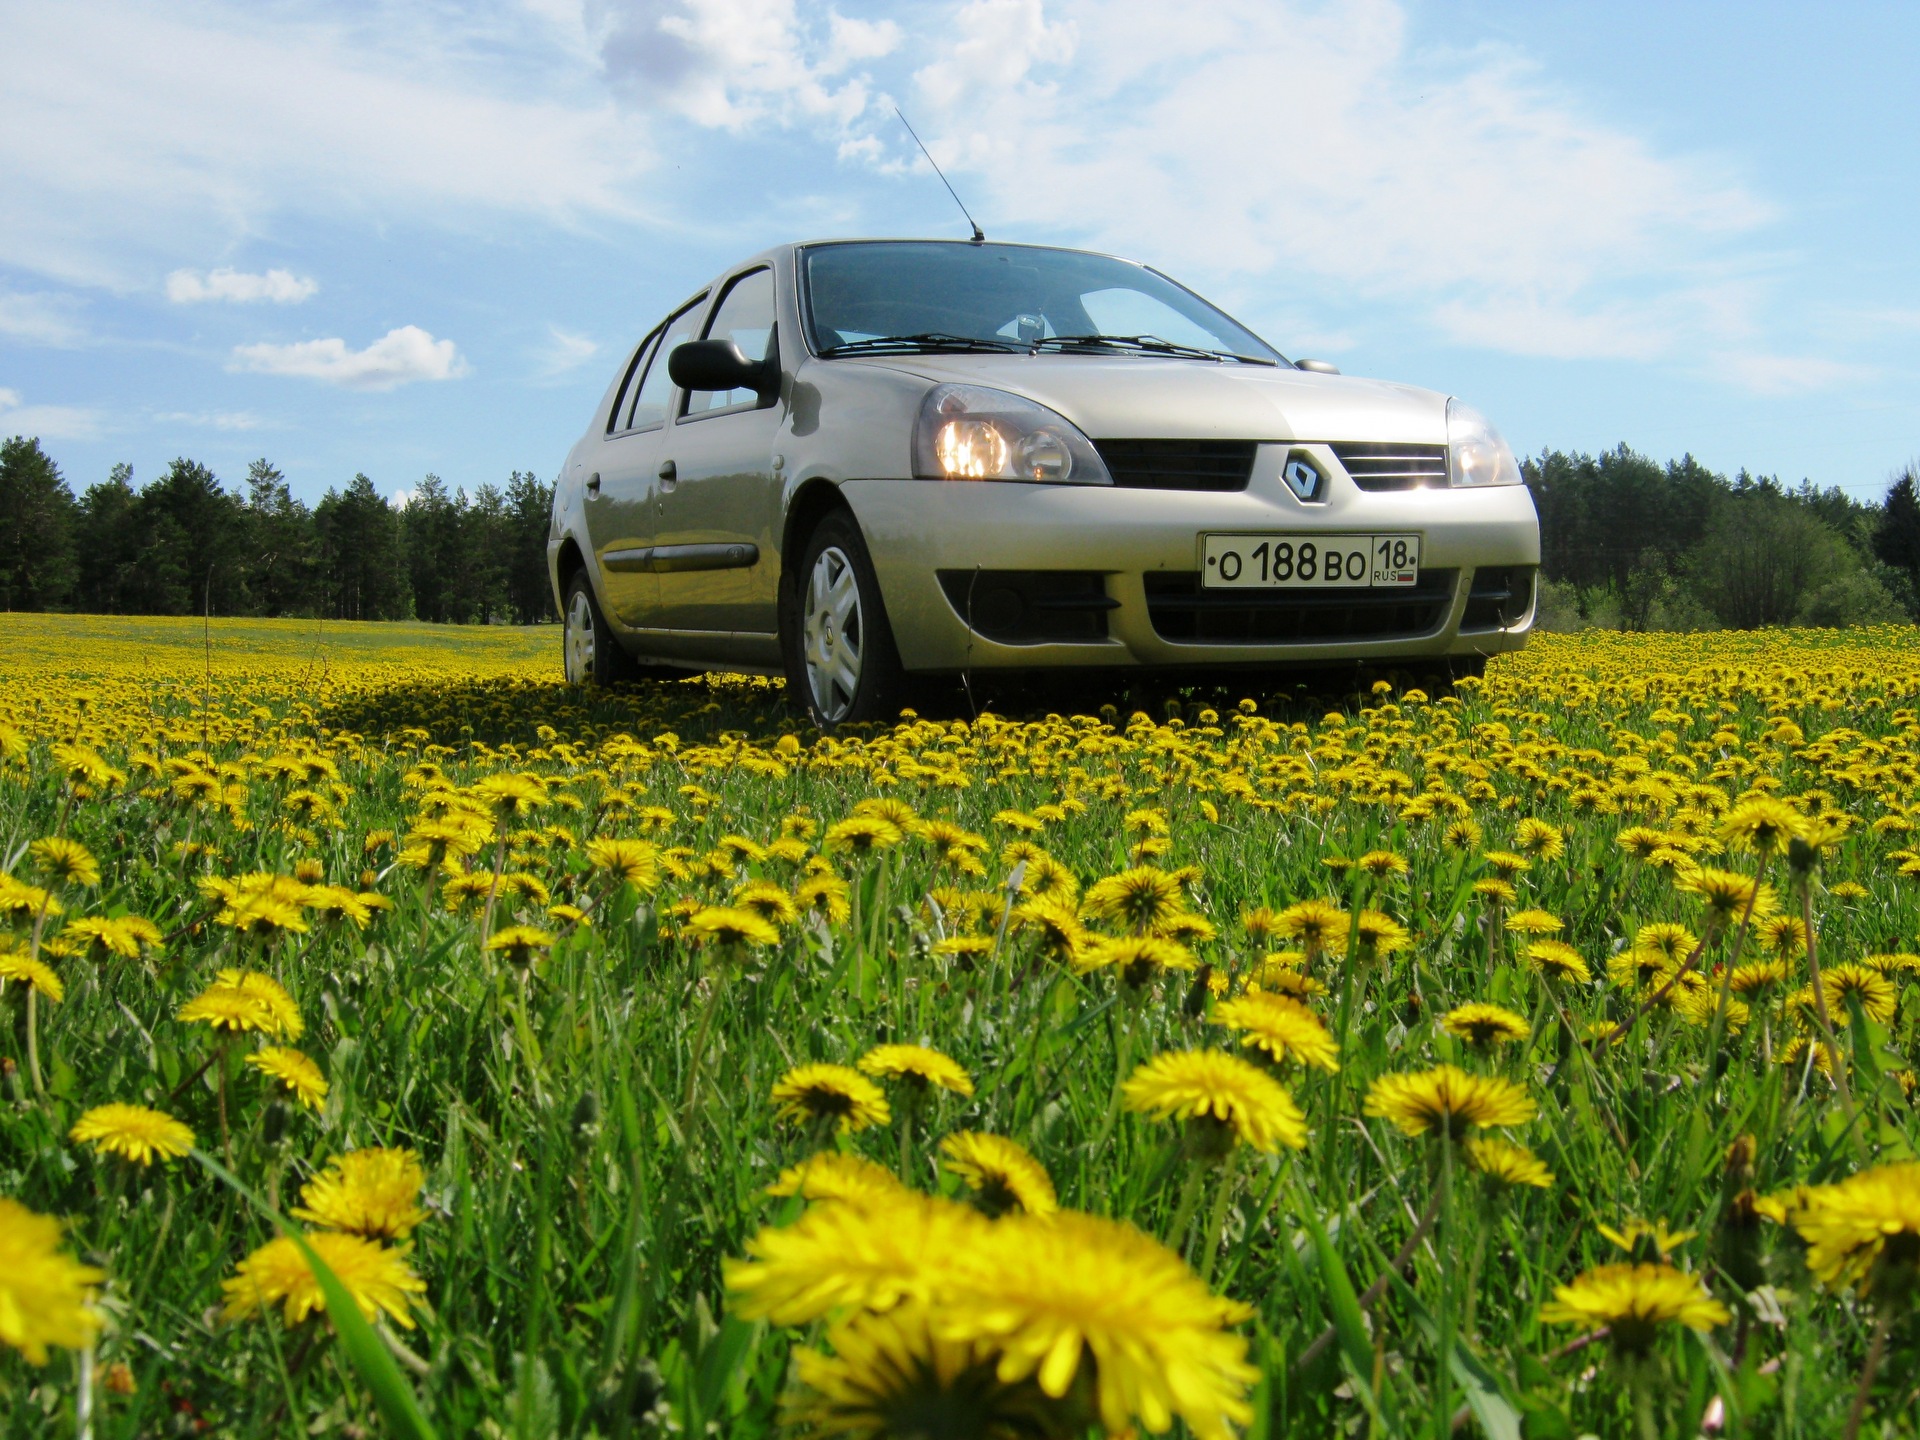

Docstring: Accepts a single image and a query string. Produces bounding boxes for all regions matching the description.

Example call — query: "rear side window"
[606,331,659,434]
[626,295,708,432]
[684,268,776,417]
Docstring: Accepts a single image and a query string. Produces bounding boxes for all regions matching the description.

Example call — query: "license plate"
[1201,533,1420,589]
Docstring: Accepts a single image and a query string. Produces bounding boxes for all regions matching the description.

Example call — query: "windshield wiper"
[817,332,1023,357]
[1031,334,1276,365]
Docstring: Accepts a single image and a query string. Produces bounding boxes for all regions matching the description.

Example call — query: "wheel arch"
[778,478,854,627]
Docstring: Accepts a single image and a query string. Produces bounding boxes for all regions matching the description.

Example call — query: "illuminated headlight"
[1446,399,1523,487]
[913,383,1112,484]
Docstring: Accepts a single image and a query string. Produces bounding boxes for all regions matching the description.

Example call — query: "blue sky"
[2,0,1915,507]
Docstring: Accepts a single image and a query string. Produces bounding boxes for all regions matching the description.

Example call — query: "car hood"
[839,353,1449,443]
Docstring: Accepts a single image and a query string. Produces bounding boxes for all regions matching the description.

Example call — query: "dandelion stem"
[24,987,43,1097]
[1166,1160,1208,1259]
[679,972,727,1135]
[1843,1307,1891,1440]
[1294,1185,1444,1375]
[1197,1148,1241,1283]
[1801,878,1869,1163]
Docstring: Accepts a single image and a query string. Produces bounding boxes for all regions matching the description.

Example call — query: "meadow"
[3,611,1920,1439]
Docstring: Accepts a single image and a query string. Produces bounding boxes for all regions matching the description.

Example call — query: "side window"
[684,268,776,417]
[606,331,659,434]
[628,295,708,432]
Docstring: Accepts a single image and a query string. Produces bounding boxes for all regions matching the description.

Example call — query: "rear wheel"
[563,570,645,688]
[785,512,910,728]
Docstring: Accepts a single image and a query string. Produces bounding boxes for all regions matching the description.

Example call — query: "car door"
[650,266,783,639]
[582,295,707,626]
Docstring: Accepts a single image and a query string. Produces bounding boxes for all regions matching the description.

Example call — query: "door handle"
[585,472,600,496]
[658,459,677,492]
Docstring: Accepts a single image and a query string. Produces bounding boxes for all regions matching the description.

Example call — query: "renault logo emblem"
[1282,453,1326,503]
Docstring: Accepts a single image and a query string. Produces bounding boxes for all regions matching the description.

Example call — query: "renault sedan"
[549,239,1540,726]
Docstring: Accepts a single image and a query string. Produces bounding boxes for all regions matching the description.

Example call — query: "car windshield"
[800,241,1284,363]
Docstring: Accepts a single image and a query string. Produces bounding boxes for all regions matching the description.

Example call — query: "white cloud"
[0,290,85,346]
[534,324,600,381]
[0,1,656,288]
[0,388,104,440]
[593,0,899,133]
[898,0,1776,366]
[1708,352,1878,396]
[153,409,269,430]
[231,326,469,390]
[166,267,317,304]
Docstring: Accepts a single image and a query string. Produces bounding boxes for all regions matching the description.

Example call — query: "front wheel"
[562,570,645,687]
[785,512,910,729]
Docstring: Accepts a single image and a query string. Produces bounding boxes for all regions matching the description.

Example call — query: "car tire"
[784,511,911,729]
[562,569,649,688]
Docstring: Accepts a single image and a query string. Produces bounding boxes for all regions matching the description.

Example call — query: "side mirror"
[1294,358,1341,375]
[668,339,778,397]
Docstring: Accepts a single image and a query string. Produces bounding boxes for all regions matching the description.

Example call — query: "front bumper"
[841,444,1540,673]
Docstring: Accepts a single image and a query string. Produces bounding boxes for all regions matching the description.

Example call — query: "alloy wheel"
[565,587,595,685]
[803,545,863,722]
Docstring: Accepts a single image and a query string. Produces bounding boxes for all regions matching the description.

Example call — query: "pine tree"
[0,435,78,610]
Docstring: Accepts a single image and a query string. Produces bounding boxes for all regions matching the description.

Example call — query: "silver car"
[549,239,1540,725]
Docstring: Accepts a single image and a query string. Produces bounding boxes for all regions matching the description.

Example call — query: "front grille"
[1093,440,1257,491]
[1460,565,1536,632]
[1144,569,1457,644]
[937,570,1117,644]
[1329,441,1448,491]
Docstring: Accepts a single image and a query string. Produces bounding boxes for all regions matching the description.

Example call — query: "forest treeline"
[0,437,553,624]
[1524,446,1920,631]
[2,433,1918,630]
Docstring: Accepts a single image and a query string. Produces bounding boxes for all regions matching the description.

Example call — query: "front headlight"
[1446,399,1522,487]
[912,383,1112,484]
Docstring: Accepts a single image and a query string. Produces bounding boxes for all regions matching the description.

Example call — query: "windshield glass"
[800,241,1283,361]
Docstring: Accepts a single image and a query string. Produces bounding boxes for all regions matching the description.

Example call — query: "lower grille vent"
[937,570,1116,644]
[1144,569,1457,644]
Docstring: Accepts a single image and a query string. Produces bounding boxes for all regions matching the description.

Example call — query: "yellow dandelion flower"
[772,1063,891,1134]
[69,1103,195,1165]
[178,970,303,1038]
[1364,1065,1536,1139]
[1680,867,1780,927]
[725,1190,984,1325]
[247,1047,329,1111]
[1352,909,1410,959]
[486,925,556,966]
[1526,939,1592,984]
[765,1152,906,1205]
[586,837,661,891]
[1815,962,1898,1025]
[939,1131,1059,1217]
[1720,795,1804,854]
[938,1208,1258,1440]
[824,816,905,854]
[29,837,100,889]
[1441,1002,1532,1049]
[1464,1136,1554,1188]
[0,952,63,1002]
[1503,907,1563,936]
[1794,1162,1920,1297]
[0,1198,103,1364]
[1513,818,1566,860]
[1121,1049,1308,1153]
[1540,1263,1728,1354]
[292,1148,428,1239]
[796,872,852,925]
[1481,849,1531,879]
[683,905,780,949]
[221,1232,425,1329]
[1355,849,1409,878]
[1633,921,1698,965]
[732,880,801,929]
[1273,899,1349,957]
[1212,990,1340,1071]
[1082,866,1189,932]
[1074,934,1196,983]
[1597,1218,1697,1260]
[858,1043,975,1097]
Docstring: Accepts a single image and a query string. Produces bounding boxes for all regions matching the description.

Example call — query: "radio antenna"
[895,107,984,243]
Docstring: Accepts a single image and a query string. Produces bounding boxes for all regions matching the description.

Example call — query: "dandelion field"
[5,612,1920,1439]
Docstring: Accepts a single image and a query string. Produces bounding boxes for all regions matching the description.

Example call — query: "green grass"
[3,615,1920,1437]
